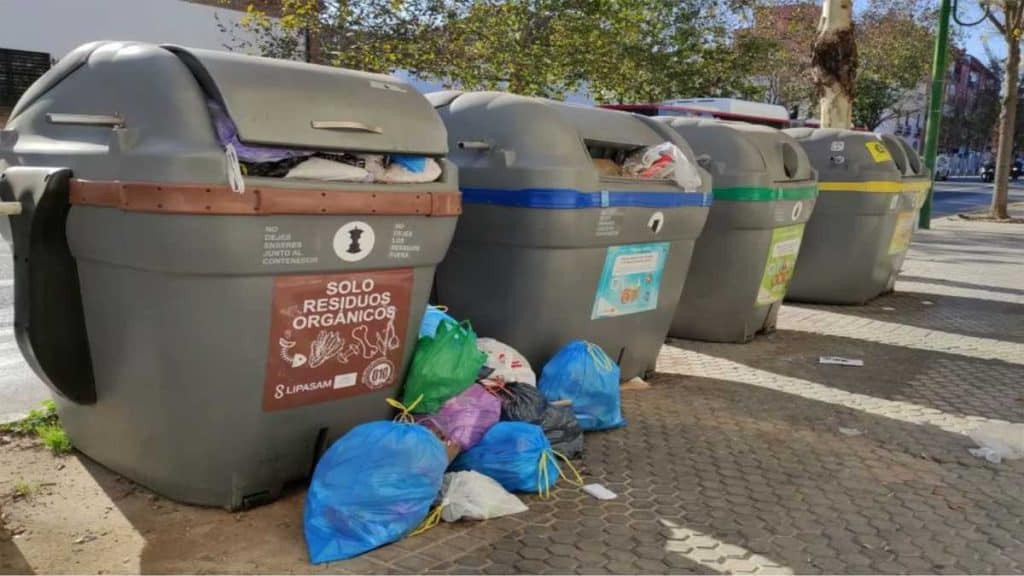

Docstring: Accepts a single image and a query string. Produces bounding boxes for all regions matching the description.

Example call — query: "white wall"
[0,0,262,59]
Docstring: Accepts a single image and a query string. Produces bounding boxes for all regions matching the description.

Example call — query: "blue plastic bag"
[304,421,447,564]
[419,305,457,338]
[450,421,572,495]
[538,340,625,431]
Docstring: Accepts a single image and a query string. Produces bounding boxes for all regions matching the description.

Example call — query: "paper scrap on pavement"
[967,422,1024,464]
[819,356,865,367]
[583,484,618,500]
[838,427,863,437]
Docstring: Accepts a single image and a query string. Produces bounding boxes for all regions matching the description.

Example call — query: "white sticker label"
[333,221,375,262]
[648,211,665,234]
[791,201,803,221]
[830,141,846,152]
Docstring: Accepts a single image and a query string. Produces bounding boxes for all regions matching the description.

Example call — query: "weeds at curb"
[1,400,73,455]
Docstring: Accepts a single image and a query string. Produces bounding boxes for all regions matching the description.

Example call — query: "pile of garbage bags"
[304,305,626,563]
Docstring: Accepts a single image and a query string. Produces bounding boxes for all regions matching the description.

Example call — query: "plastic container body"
[0,42,459,508]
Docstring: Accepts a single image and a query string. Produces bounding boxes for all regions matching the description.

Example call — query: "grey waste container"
[659,118,818,342]
[427,91,711,380]
[783,128,906,304]
[0,41,460,509]
[879,135,930,293]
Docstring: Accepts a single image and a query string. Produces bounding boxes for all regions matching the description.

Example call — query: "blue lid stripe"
[461,187,712,209]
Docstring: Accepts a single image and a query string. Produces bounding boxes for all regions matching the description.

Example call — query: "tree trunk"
[813,0,857,128]
[991,37,1019,219]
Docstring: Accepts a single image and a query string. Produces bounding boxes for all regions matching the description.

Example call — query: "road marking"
[660,518,792,575]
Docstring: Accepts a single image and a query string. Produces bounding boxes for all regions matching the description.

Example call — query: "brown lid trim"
[69,179,462,217]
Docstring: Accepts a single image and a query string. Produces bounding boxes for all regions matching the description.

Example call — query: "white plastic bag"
[440,471,528,522]
[477,338,536,386]
[623,142,703,192]
[285,157,372,182]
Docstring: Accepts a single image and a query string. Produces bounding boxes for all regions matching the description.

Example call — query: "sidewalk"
[2,207,1023,574]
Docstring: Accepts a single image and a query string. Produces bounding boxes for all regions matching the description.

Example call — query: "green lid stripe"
[712,185,819,202]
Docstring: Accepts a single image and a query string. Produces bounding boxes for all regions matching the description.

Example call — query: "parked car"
[934,154,951,180]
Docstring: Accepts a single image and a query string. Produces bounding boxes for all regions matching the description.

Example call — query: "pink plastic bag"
[417,384,501,450]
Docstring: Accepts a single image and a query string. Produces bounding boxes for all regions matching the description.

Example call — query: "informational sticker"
[888,211,915,255]
[830,141,846,152]
[865,141,893,163]
[591,242,669,319]
[263,268,413,411]
[756,224,805,305]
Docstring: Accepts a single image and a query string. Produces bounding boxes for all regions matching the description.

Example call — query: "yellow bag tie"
[409,504,444,536]
[387,394,424,424]
[536,450,584,498]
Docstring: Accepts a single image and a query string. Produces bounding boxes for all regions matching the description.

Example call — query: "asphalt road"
[0,177,1021,423]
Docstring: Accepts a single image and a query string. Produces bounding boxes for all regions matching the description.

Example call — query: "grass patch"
[13,480,37,499]
[1,400,73,455]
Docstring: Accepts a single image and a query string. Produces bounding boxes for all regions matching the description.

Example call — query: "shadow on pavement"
[789,290,1024,344]
[897,275,1024,298]
[0,525,34,575]
[669,330,1024,425]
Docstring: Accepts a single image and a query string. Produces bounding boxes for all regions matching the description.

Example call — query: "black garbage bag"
[541,403,584,459]
[499,381,584,459]
[499,381,547,424]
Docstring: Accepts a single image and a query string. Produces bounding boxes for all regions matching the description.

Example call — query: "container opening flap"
[587,140,703,191]
[162,45,447,156]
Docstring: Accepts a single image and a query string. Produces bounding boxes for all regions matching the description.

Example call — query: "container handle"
[46,113,125,128]
[458,140,491,151]
[0,201,22,216]
[310,120,383,134]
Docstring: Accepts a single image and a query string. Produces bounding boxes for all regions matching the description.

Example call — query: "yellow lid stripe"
[902,180,933,193]
[818,181,904,194]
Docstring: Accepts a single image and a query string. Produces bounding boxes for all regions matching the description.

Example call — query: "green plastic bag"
[402,320,487,413]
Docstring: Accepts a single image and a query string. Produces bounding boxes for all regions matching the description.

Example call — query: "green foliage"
[224,0,766,101]
[1,400,73,455]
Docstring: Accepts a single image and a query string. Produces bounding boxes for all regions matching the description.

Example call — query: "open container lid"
[164,45,447,156]
[660,117,814,190]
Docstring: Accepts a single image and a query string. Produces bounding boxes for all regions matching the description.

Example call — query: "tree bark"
[813,0,857,128]
[991,16,1020,219]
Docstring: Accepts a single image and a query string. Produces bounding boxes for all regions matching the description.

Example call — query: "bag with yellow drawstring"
[304,398,448,564]
[538,340,626,431]
[449,421,583,498]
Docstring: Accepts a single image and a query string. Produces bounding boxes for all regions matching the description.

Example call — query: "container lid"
[164,45,447,156]
[783,128,902,190]
[660,118,815,197]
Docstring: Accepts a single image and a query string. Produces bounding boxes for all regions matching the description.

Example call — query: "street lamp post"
[919,0,990,229]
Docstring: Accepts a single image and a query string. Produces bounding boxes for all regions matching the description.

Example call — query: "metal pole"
[919,0,953,229]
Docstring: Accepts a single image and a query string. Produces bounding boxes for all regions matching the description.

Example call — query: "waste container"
[427,91,711,380]
[879,135,930,292]
[782,128,906,304]
[0,41,460,509]
[659,118,818,342]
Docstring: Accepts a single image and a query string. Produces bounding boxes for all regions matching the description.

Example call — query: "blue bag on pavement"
[538,340,625,431]
[450,421,578,495]
[419,305,457,338]
[304,421,447,564]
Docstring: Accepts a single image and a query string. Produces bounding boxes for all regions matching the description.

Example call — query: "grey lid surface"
[783,128,902,183]
[431,91,708,192]
[661,118,814,188]
[165,45,447,155]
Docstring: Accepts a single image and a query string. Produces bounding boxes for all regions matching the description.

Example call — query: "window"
[0,48,51,107]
